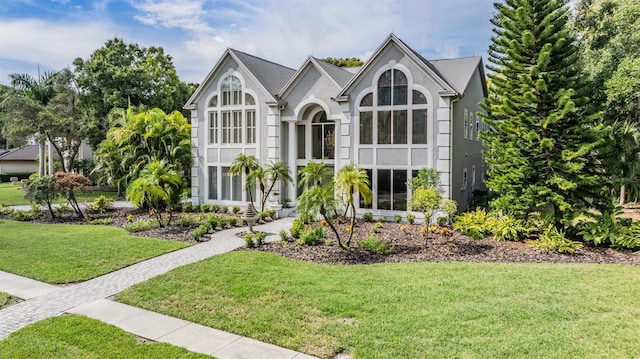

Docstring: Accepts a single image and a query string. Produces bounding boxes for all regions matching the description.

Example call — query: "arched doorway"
[295,105,336,196]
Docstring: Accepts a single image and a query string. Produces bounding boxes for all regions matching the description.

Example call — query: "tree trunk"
[620,184,626,206]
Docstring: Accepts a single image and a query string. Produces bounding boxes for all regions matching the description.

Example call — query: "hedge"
[0,172,34,183]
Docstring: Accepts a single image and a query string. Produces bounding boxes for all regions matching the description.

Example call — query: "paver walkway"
[0,217,316,358]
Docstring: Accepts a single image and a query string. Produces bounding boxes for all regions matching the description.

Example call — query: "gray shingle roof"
[230,49,296,96]
[313,58,355,87]
[0,145,60,161]
[429,56,483,94]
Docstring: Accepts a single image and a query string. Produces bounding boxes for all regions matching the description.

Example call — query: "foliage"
[93,107,190,196]
[25,175,58,218]
[372,222,384,233]
[321,57,364,67]
[406,212,416,224]
[335,163,372,247]
[256,160,292,211]
[487,212,529,241]
[86,217,114,225]
[87,195,114,214]
[230,153,259,205]
[9,209,42,221]
[530,225,583,254]
[232,205,240,214]
[599,121,640,204]
[192,223,212,241]
[360,236,394,254]
[73,37,196,148]
[362,212,374,222]
[408,168,441,191]
[244,233,256,248]
[410,185,442,228]
[296,227,325,246]
[124,218,161,233]
[296,172,345,248]
[437,216,447,226]
[297,160,333,189]
[290,218,303,239]
[126,160,185,227]
[442,199,458,224]
[53,171,92,218]
[394,214,402,223]
[482,0,609,226]
[176,214,197,228]
[279,229,289,242]
[255,231,267,246]
[453,208,491,239]
[576,211,640,250]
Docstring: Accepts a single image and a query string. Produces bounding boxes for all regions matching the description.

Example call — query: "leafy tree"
[321,57,364,67]
[93,107,191,195]
[254,160,292,211]
[335,163,372,247]
[296,180,347,249]
[126,160,184,227]
[411,186,442,241]
[408,168,442,191]
[53,172,92,218]
[601,121,640,203]
[25,176,58,218]
[73,38,195,148]
[297,160,333,189]
[229,154,259,206]
[481,0,608,227]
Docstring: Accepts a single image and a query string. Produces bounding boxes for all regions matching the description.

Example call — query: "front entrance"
[295,106,336,197]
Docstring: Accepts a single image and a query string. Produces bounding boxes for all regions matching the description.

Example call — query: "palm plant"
[335,163,372,247]
[9,71,58,106]
[126,160,185,227]
[261,160,292,211]
[602,121,640,204]
[297,160,333,189]
[230,154,259,205]
[296,182,347,249]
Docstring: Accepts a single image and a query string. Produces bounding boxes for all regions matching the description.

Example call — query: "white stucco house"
[185,34,487,215]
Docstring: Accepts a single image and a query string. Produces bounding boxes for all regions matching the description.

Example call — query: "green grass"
[0,291,11,308]
[0,315,211,358]
[0,182,118,206]
[118,251,640,359]
[0,220,189,284]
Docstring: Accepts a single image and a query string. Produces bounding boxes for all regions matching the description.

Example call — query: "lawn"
[0,220,189,284]
[0,291,11,308]
[118,251,640,359]
[0,182,118,206]
[0,315,211,358]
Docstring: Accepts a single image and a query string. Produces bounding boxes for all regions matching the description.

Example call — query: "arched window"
[207,75,257,145]
[311,112,334,159]
[221,76,241,106]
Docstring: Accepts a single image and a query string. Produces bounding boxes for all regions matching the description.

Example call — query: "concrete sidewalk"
[0,217,316,358]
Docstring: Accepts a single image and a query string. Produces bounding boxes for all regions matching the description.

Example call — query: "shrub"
[255,231,267,245]
[372,222,384,233]
[400,224,408,232]
[191,204,201,213]
[204,214,219,229]
[232,205,241,214]
[279,229,288,242]
[124,218,160,232]
[296,227,324,246]
[290,218,303,238]
[211,203,220,213]
[87,195,114,214]
[9,209,39,221]
[25,176,58,218]
[298,211,315,224]
[193,223,212,241]
[362,212,374,222]
[488,213,528,241]
[437,216,447,226]
[227,216,239,227]
[266,209,277,219]
[406,212,416,224]
[217,216,228,228]
[377,215,385,223]
[258,211,268,222]
[393,214,402,223]
[54,203,72,218]
[200,204,210,213]
[221,205,229,214]
[244,233,256,248]
[182,202,194,212]
[0,205,11,215]
[442,199,458,224]
[453,208,490,239]
[530,225,583,254]
[87,217,114,225]
[360,235,394,254]
[176,214,197,228]
[440,227,454,237]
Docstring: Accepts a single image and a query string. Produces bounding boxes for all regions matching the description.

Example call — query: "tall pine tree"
[481,0,608,226]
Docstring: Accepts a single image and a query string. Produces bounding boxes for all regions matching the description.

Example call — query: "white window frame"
[208,112,218,144]
[472,165,476,187]
[246,109,256,144]
[464,109,468,140]
[462,167,468,190]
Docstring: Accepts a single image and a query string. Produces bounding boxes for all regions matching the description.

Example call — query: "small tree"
[26,176,58,218]
[335,163,372,247]
[126,160,184,227]
[442,199,458,225]
[261,160,292,211]
[229,154,259,206]
[296,183,347,249]
[53,172,92,218]
[411,186,442,242]
[408,168,441,192]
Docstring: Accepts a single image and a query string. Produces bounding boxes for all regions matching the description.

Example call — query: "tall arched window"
[311,112,334,160]
[358,68,427,146]
[207,75,257,145]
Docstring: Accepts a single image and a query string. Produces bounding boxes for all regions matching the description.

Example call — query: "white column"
[436,96,452,199]
[47,140,54,175]
[190,109,200,204]
[266,107,280,163]
[287,121,296,204]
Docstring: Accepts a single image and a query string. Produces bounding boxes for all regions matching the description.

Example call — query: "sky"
[0,0,501,86]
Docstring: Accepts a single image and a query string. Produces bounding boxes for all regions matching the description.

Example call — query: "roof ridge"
[229,48,296,72]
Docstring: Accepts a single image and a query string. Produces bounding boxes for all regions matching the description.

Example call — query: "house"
[0,142,93,176]
[185,34,487,215]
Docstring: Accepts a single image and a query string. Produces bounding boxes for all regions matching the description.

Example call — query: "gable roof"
[0,145,60,162]
[430,56,486,95]
[185,48,295,109]
[277,56,355,98]
[337,33,459,99]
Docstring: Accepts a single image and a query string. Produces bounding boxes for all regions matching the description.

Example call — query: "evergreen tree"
[481,0,608,226]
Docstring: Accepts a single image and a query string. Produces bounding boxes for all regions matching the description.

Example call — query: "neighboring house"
[185,34,487,215]
[0,142,93,175]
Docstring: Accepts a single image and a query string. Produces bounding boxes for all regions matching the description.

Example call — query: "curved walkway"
[0,217,315,359]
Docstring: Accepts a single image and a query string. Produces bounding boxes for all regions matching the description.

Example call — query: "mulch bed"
[245,220,640,266]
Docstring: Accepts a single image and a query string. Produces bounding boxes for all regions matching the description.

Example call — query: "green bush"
[232,205,241,214]
[9,209,39,221]
[360,235,394,254]
[488,213,528,241]
[362,212,374,222]
[406,212,416,224]
[372,222,384,233]
[436,216,447,226]
[200,204,211,213]
[296,227,324,246]
[255,231,267,245]
[530,225,583,254]
[453,208,491,239]
[244,233,256,248]
[192,223,212,241]
[182,202,194,212]
[204,214,219,229]
[86,217,114,225]
[227,216,239,227]
[394,214,402,223]
[290,218,303,239]
[279,229,288,242]
[211,203,220,213]
[258,211,268,222]
[124,218,160,232]
[0,205,11,215]
[87,195,114,214]
[221,205,229,214]
[266,209,277,219]
[176,214,197,228]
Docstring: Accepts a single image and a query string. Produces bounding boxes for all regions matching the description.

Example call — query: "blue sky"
[0,0,500,86]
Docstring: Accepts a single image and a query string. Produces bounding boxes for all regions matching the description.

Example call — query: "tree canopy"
[482,0,608,226]
[321,57,364,67]
[73,38,196,148]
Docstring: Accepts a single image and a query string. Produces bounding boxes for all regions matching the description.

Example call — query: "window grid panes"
[376,169,407,211]
[412,109,428,144]
[246,110,256,144]
[359,111,373,144]
[209,112,218,144]
[222,111,231,144]
[311,112,334,160]
[232,110,242,144]
[208,166,217,200]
